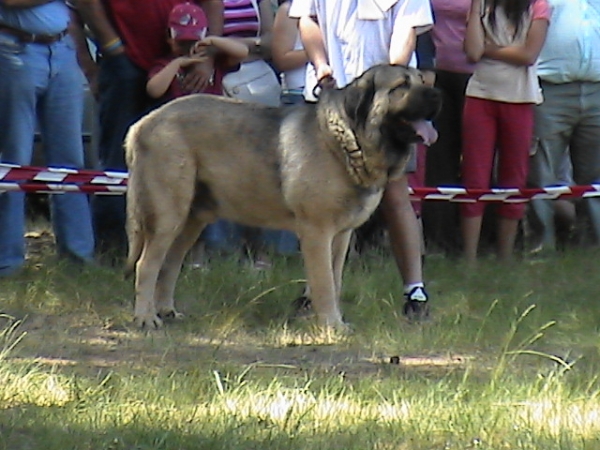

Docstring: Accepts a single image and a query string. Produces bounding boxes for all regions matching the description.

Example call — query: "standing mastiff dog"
[124,64,441,329]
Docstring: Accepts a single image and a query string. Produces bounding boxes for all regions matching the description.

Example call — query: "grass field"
[1,228,599,449]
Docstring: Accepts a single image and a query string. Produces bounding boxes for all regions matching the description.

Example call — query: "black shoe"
[402,286,430,321]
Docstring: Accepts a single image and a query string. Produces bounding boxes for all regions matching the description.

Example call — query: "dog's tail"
[123,123,144,280]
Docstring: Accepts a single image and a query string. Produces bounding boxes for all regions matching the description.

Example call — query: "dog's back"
[124,95,299,274]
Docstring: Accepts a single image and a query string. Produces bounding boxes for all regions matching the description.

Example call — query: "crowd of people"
[1,0,599,319]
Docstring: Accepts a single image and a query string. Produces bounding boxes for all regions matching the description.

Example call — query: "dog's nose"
[424,88,442,120]
[425,87,442,103]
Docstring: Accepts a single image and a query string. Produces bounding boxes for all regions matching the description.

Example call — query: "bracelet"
[102,38,123,54]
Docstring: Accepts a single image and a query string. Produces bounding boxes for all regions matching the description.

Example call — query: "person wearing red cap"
[147,2,248,100]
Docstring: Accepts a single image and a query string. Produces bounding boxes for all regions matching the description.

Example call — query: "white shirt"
[289,0,433,89]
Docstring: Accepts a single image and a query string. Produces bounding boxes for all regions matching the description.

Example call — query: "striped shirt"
[223,0,262,38]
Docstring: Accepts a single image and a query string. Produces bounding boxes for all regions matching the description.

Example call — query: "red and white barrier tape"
[2,163,600,202]
[0,182,127,195]
[408,185,600,203]
[0,163,127,185]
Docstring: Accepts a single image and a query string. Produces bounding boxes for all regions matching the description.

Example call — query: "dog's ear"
[343,72,376,127]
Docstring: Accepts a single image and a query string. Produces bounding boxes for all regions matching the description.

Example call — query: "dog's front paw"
[324,320,353,335]
[134,314,164,330]
[157,309,185,321]
[316,312,346,329]
[289,297,350,332]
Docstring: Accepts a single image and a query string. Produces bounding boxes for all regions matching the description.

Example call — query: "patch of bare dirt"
[6,227,475,381]
[4,310,475,382]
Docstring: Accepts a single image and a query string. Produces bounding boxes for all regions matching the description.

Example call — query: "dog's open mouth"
[411,120,438,146]
[400,119,438,146]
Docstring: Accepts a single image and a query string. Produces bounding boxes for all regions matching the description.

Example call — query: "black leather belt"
[0,24,68,44]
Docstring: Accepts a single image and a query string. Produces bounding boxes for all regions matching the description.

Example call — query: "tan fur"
[124,64,441,329]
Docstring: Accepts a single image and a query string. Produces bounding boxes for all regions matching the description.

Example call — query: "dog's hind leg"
[332,229,353,302]
[132,172,197,329]
[134,229,180,329]
[297,225,345,328]
[155,216,207,320]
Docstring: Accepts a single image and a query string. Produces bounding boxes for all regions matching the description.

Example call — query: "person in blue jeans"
[0,1,95,276]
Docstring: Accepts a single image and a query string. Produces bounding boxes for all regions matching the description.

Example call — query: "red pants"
[460,97,533,220]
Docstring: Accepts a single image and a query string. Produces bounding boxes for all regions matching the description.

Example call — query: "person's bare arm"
[389,25,417,66]
[70,0,124,56]
[146,56,207,98]
[483,18,549,66]
[150,35,247,98]
[298,15,333,84]
[200,0,224,36]
[272,2,308,72]
[181,0,224,93]
[197,36,249,67]
[255,0,274,59]
[232,0,275,60]
[68,7,99,96]
[464,0,485,63]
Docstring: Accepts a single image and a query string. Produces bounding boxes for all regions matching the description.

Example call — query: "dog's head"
[317,64,442,187]
[342,64,442,147]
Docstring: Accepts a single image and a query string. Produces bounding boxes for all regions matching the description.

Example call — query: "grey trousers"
[528,80,600,248]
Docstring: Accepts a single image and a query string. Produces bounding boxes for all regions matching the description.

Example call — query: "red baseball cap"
[168,2,208,41]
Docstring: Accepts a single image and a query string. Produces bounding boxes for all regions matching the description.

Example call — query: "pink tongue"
[411,120,438,146]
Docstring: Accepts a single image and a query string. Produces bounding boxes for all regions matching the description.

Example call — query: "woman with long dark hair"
[460,0,551,264]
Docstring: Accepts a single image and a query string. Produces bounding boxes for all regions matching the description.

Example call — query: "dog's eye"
[391,75,411,91]
[390,75,411,94]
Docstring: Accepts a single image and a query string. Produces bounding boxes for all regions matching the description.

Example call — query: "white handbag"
[221,0,281,106]
[222,59,281,107]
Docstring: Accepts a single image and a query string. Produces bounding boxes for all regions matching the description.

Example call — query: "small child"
[147,2,248,269]
[147,2,248,101]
